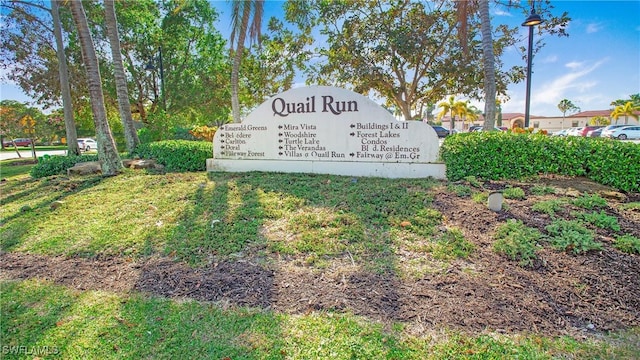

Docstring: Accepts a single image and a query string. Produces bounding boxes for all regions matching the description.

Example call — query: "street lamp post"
[522,5,543,128]
[145,46,166,110]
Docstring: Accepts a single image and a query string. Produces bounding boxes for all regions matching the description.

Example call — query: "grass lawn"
[1,168,638,359]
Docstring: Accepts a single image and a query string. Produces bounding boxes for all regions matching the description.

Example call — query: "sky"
[1,0,639,118]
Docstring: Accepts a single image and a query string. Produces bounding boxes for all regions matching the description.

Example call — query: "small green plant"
[613,234,640,254]
[472,192,488,204]
[618,202,640,211]
[30,154,99,178]
[571,193,607,210]
[532,199,566,217]
[531,184,556,195]
[573,210,620,231]
[493,219,542,267]
[447,184,472,197]
[132,140,212,172]
[432,228,475,260]
[503,187,526,200]
[545,219,602,254]
[463,175,483,188]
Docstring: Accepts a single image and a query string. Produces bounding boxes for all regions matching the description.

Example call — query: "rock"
[123,159,158,170]
[599,190,627,202]
[50,201,64,210]
[67,161,102,176]
[488,192,504,212]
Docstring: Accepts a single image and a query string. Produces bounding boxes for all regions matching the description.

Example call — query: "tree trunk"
[231,5,251,123]
[105,0,139,153]
[52,0,81,156]
[479,0,496,131]
[69,0,122,176]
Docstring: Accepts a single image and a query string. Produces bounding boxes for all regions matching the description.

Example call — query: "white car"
[566,127,584,136]
[77,138,97,151]
[600,124,630,138]
[551,129,570,137]
[606,125,640,140]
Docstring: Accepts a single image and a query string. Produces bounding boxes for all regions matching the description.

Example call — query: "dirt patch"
[1,177,639,338]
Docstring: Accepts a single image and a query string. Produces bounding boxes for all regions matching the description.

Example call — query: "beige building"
[438,110,640,133]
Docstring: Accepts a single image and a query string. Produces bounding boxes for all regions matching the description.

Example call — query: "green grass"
[493,219,542,267]
[2,278,637,359]
[1,171,638,358]
[0,159,37,180]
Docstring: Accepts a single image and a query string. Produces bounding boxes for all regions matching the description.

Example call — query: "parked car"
[551,129,570,137]
[12,138,32,147]
[430,126,450,138]
[606,125,640,140]
[588,128,603,137]
[468,125,483,132]
[566,127,584,136]
[579,126,604,137]
[601,124,629,138]
[77,138,97,151]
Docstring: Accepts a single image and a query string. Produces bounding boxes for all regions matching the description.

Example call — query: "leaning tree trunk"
[69,0,122,176]
[479,0,496,131]
[231,5,251,123]
[52,0,81,156]
[105,0,139,153]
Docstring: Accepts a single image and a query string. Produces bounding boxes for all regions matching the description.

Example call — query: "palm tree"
[455,1,497,131]
[611,101,640,125]
[557,99,580,129]
[68,0,122,176]
[230,0,264,123]
[105,0,139,153]
[51,0,81,156]
[437,96,467,132]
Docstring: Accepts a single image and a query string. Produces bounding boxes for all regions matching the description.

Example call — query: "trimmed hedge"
[30,154,100,178]
[440,132,640,192]
[132,140,212,172]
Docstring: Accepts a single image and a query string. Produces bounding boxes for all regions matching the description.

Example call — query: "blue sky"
[1,0,638,117]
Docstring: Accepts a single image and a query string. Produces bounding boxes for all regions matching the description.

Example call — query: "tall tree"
[611,102,640,125]
[557,99,580,129]
[230,0,264,123]
[51,0,81,156]
[68,0,122,175]
[104,0,139,153]
[477,0,496,131]
[437,96,468,132]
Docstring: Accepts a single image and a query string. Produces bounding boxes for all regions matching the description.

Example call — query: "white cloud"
[586,23,602,34]
[532,59,608,106]
[542,55,558,64]
[494,9,511,17]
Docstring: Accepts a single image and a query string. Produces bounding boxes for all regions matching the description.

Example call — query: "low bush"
[573,210,620,231]
[545,219,602,254]
[613,234,640,254]
[493,219,542,266]
[503,186,526,200]
[440,133,640,192]
[30,154,99,178]
[132,140,212,172]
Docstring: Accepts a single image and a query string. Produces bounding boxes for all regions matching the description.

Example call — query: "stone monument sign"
[206,86,446,179]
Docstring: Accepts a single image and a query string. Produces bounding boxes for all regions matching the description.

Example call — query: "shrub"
[573,210,620,231]
[432,228,474,260]
[532,199,566,217]
[447,184,472,197]
[493,219,542,266]
[571,193,607,210]
[613,235,640,254]
[440,132,639,192]
[531,184,556,195]
[503,186,526,200]
[132,140,212,172]
[30,154,99,178]
[545,219,602,254]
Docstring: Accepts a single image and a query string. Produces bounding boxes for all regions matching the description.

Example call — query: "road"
[1,149,69,161]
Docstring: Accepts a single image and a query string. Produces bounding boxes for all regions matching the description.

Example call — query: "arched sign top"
[245,86,397,125]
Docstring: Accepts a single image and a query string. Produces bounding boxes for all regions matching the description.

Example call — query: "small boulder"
[67,161,102,176]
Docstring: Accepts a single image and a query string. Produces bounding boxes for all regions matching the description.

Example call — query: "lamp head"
[522,10,543,27]
[144,61,156,71]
